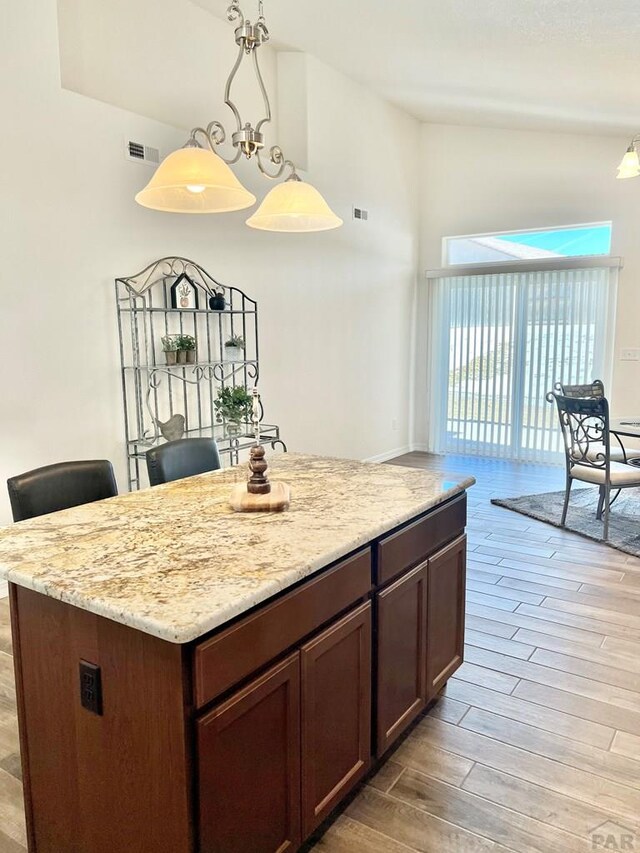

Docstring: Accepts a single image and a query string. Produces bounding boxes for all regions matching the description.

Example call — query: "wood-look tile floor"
[312,453,640,853]
[1,453,639,852]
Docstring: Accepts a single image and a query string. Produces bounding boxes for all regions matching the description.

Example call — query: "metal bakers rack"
[115,256,286,490]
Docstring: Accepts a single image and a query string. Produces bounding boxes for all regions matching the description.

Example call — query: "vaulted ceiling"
[191,0,640,135]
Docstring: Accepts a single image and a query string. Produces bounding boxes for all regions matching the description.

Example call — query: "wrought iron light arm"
[185,0,298,181]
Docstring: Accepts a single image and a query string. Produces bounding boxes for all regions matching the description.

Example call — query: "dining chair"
[554,379,605,399]
[548,391,640,539]
[553,379,640,463]
[7,460,118,522]
[146,438,222,486]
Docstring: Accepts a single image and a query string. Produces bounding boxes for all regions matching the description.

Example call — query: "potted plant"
[176,334,196,364]
[224,334,245,362]
[214,385,253,436]
[161,334,179,366]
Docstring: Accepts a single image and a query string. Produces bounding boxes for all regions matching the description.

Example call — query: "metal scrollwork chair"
[553,380,640,463]
[554,379,605,400]
[548,391,640,540]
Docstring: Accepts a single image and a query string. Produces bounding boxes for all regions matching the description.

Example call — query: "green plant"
[225,334,245,350]
[176,334,196,351]
[161,335,178,352]
[214,385,253,425]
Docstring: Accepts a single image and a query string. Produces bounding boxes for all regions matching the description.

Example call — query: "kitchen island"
[0,454,474,853]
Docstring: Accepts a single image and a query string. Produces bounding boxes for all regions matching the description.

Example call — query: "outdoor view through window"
[444,222,612,265]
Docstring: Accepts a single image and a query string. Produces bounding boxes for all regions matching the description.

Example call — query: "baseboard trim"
[363,445,412,464]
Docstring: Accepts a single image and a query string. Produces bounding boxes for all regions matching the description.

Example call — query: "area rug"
[491,486,640,558]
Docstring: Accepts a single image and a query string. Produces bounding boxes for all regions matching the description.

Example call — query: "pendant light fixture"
[616,140,640,180]
[135,1,342,233]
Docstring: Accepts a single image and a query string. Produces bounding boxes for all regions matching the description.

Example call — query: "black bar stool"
[7,460,118,522]
[146,438,221,486]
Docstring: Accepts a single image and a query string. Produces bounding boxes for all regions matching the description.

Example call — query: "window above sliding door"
[443,222,612,267]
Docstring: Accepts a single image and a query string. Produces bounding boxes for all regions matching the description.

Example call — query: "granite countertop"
[0,454,475,643]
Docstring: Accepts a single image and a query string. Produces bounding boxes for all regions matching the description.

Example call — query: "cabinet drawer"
[194,548,372,708]
[377,494,466,586]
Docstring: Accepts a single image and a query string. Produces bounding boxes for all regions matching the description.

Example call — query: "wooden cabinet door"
[197,653,301,853]
[376,561,428,757]
[301,602,372,836]
[426,534,466,699]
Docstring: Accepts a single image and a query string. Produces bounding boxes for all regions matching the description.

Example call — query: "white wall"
[0,0,419,523]
[413,123,640,449]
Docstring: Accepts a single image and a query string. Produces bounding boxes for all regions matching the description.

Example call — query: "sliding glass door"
[428,265,617,462]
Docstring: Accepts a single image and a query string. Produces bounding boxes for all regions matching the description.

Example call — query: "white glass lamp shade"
[616,146,640,180]
[246,179,343,232]
[135,146,256,213]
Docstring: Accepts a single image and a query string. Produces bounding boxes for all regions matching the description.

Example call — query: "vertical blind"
[427,265,617,462]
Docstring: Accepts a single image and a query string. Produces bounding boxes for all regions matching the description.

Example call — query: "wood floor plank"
[465,551,503,566]
[467,568,502,585]
[466,592,518,613]
[452,662,520,695]
[466,615,518,640]
[513,628,640,674]
[0,602,11,657]
[465,630,535,661]
[0,768,26,849]
[392,732,476,787]
[459,708,640,790]
[444,680,614,750]
[476,539,557,559]
[514,603,640,642]
[390,768,589,853]
[463,764,633,840]
[512,681,640,738]
[465,603,606,648]
[611,732,640,761]
[464,646,640,713]
[466,580,544,606]
[494,554,626,583]
[474,562,581,591]
[369,760,406,793]
[602,635,640,657]
[540,597,640,631]
[312,815,418,853]
[579,580,640,600]
[0,831,26,853]
[429,696,470,725]
[530,648,640,693]
[415,717,640,825]
[346,786,516,853]
[0,655,15,706]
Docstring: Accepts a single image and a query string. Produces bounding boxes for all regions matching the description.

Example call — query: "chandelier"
[616,137,640,179]
[135,1,343,233]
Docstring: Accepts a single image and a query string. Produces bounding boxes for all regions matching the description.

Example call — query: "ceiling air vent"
[125,139,160,166]
[353,206,369,222]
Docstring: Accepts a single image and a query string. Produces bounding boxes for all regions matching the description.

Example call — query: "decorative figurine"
[229,387,290,512]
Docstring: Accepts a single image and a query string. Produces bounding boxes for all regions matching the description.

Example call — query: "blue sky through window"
[445,223,612,265]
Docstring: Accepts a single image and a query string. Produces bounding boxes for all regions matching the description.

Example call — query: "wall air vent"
[353,207,369,222]
[125,139,160,166]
